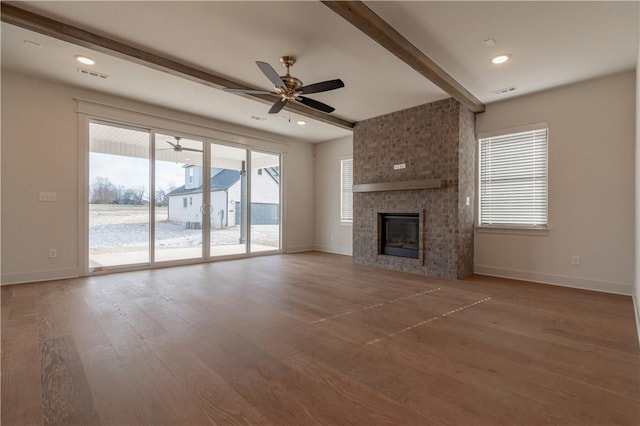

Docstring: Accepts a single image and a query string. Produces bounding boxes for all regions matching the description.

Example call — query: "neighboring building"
[166,165,279,229]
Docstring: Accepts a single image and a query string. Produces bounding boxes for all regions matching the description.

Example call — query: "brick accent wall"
[457,106,476,278]
[353,98,475,279]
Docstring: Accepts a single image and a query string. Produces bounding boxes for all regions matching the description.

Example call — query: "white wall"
[211,191,230,229]
[2,72,79,283]
[167,192,227,226]
[313,135,353,256]
[250,168,280,204]
[1,71,315,283]
[476,71,636,295]
[168,193,202,224]
[282,140,314,253]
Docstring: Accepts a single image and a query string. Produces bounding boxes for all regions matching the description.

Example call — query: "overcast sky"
[90,152,185,195]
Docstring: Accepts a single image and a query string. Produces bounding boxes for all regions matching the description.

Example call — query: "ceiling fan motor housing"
[280,76,303,97]
[278,56,303,98]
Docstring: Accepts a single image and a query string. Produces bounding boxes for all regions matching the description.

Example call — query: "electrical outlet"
[571,255,580,266]
[48,249,57,258]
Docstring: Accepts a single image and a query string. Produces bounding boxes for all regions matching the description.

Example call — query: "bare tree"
[131,186,146,205]
[90,178,146,205]
[118,186,146,205]
[90,177,118,204]
[155,189,168,207]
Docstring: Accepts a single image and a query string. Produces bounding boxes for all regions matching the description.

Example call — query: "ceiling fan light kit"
[224,56,344,115]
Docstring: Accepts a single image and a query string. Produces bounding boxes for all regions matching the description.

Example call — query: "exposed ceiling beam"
[322,1,485,113]
[0,3,355,130]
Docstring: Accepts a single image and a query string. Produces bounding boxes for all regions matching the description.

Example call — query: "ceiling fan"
[161,136,202,153]
[224,56,344,114]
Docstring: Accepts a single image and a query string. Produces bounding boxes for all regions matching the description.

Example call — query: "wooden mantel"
[352,179,445,193]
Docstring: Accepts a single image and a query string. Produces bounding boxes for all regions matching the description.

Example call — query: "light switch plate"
[39,192,57,202]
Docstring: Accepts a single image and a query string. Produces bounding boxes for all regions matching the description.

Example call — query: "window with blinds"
[340,158,353,222]
[478,127,548,228]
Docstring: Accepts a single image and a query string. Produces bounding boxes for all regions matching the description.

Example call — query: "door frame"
[80,109,284,276]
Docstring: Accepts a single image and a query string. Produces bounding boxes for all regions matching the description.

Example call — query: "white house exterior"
[166,166,279,228]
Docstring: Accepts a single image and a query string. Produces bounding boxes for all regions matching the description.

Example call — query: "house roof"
[167,169,241,197]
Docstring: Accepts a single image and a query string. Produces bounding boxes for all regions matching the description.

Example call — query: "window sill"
[476,226,549,236]
[340,220,353,226]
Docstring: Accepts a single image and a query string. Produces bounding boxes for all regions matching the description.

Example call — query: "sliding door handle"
[200,204,214,215]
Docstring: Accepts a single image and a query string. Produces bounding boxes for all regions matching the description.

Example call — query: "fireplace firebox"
[380,213,419,259]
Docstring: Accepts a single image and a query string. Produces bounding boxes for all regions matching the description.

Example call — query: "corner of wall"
[457,105,476,279]
[312,135,354,256]
[634,14,640,344]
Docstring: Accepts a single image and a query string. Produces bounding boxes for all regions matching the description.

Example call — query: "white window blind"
[479,128,548,228]
[341,158,353,222]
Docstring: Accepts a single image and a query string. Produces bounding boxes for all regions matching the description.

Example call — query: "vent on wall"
[491,86,517,95]
[77,67,109,79]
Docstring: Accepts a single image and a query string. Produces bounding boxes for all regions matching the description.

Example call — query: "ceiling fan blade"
[256,61,286,89]
[269,98,288,114]
[223,88,273,95]
[299,79,345,94]
[165,141,178,148]
[296,96,335,113]
[181,147,203,153]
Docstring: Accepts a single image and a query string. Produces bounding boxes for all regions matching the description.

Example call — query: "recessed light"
[76,55,95,65]
[492,54,510,64]
[296,120,306,126]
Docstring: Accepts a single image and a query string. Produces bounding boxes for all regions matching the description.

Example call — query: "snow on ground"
[89,204,279,250]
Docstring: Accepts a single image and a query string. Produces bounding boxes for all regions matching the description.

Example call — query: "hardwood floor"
[2,251,639,425]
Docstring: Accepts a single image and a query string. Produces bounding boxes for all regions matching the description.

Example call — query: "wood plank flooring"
[2,251,639,425]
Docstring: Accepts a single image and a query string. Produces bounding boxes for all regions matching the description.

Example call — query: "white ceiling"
[2,1,638,143]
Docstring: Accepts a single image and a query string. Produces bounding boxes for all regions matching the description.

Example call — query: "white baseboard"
[1,267,79,286]
[313,245,353,256]
[633,296,640,347]
[283,245,314,254]
[474,264,632,296]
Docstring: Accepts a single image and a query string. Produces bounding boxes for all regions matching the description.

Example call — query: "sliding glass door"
[209,143,248,257]
[154,133,205,262]
[250,151,281,253]
[87,120,281,272]
[88,122,151,270]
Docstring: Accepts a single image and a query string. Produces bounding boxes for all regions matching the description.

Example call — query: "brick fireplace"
[353,98,475,280]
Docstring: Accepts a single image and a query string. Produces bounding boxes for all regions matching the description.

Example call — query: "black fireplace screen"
[380,213,419,259]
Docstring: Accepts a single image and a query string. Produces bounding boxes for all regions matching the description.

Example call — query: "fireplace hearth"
[380,213,419,259]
